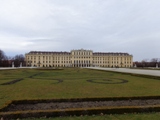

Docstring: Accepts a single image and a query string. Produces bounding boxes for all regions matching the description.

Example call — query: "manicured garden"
[1,68,160,119]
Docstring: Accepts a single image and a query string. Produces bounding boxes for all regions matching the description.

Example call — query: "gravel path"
[3,99,160,112]
[86,67,160,77]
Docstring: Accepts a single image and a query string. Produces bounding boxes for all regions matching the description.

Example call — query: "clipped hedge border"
[1,96,160,119]
[1,105,160,119]
[2,96,160,106]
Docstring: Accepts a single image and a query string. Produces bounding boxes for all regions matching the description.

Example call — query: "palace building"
[25,49,133,68]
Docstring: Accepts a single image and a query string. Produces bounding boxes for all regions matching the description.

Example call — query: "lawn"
[22,112,160,120]
[1,68,160,119]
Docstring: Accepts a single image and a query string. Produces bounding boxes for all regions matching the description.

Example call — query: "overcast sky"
[0,0,160,61]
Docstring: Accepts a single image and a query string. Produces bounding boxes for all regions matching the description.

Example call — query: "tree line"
[0,49,25,67]
[134,58,160,68]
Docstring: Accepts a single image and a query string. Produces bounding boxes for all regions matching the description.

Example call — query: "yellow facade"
[25,49,133,67]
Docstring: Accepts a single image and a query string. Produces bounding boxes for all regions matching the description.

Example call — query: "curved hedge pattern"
[87,78,128,84]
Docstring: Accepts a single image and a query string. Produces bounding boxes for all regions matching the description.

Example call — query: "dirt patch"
[2,99,160,112]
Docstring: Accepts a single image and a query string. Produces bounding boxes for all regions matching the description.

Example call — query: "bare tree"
[150,58,160,67]
[141,59,148,67]
[12,54,25,67]
[151,58,159,63]
[0,49,6,60]
[0,49,7,67]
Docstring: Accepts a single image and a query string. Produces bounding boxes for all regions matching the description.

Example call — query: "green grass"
[1,68,160,105]
[22,112,160,120]
[1,68,160,119]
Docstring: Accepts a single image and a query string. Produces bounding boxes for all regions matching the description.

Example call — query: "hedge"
[1,96,160,119]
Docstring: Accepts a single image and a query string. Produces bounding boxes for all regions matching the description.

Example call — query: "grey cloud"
[0,0,160,61]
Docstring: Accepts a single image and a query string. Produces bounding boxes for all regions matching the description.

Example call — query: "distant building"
[25,49,133,67]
